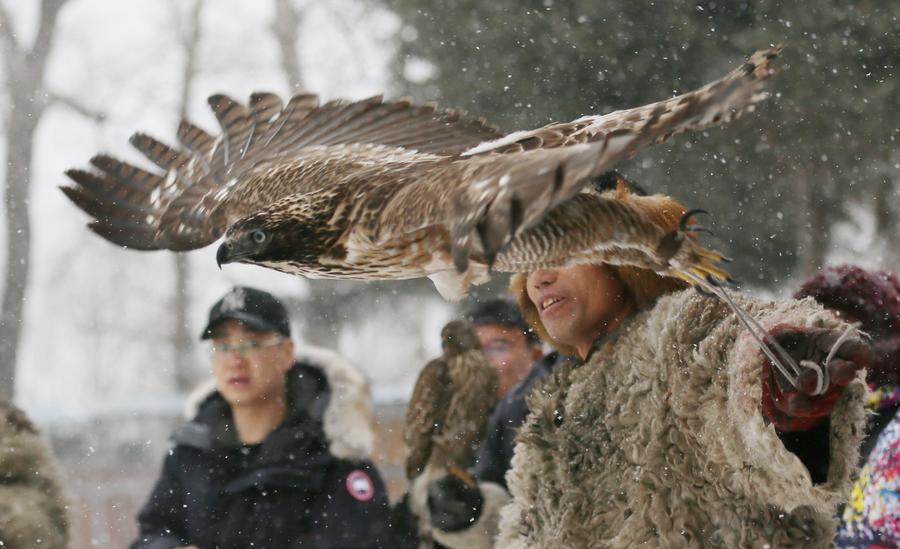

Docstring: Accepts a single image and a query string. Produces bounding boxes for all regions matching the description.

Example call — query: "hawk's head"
[440,320,481,356]
[216,214,273,267]
[216,203,331,272]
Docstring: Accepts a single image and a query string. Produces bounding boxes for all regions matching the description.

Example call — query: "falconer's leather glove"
[761,325,871,431]
[427,473,484,532]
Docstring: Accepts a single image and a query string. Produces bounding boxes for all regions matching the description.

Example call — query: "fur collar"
[183,344,375,460]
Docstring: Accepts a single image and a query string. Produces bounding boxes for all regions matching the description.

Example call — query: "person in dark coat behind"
[409,299,574,548]
[131,287,389,549]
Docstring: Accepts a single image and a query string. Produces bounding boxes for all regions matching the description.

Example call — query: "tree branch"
[0,0,16,49]
[30,0,67,71]
[177,0,204,119]
[47,92,106,123]
[272,0,305,91]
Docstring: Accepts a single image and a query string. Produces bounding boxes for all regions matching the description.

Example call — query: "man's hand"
[761,325,871,431]
[427,473,484,532]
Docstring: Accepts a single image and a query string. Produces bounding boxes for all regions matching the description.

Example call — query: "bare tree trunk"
[272,0,304,91]
[172,0,205,392]
[0,0,68,398]
[873,175,895,237]
[795,170,828,279]
[0,99,39,397]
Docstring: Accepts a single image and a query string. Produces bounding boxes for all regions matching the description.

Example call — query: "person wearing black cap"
[404,298,573,548]
[460,297,556,486]
[464,298,545,399]
[130,286,389,549]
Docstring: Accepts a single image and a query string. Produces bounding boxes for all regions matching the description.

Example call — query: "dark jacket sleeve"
[130,451,189,549]
[471,353,564,488]
[308,459,390,548]
[471,402,509,487]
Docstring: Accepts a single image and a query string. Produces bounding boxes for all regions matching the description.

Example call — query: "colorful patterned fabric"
[868,384,900,414]
[838,409,900,547]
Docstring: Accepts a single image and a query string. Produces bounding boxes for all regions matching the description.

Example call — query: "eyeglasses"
[482,340,514,358]
[211,336,286,358]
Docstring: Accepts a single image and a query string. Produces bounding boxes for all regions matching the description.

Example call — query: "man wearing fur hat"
[131,286,389,549]
[429,177,871,547]
[490,257,871,547]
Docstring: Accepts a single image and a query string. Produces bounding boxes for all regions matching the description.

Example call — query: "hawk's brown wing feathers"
[62,93,501,251]
[403,357,452,480]
[492,189,669,271]
[62,156,177,250]
[62,47,779,294]
[462,46,781,157]
[424,46,781,270]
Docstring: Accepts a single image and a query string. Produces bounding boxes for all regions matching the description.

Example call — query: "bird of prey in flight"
[62,47,781,300]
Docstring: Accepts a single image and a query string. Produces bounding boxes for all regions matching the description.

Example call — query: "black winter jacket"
[131,363,389,549]
[471,352,572,488]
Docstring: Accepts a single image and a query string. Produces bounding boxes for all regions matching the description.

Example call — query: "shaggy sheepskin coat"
[0,400,68,549]
[496,290,867,548]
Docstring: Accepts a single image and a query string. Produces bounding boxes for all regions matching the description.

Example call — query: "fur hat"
[794,265,900,385]
[509,173,688,356]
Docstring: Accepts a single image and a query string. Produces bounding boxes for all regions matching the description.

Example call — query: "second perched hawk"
[62,47,781,298]
[404,320,499,481]
[402,320,498,546]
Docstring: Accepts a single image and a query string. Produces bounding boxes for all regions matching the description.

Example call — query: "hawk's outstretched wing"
[382,47,781,269]
[61,47,780,297]
[61,94,501,251]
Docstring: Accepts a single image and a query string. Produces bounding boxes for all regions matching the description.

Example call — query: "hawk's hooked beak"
[217,232,263,268]
[216,241,232,269]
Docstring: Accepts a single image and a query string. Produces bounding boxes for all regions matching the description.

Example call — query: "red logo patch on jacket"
[346,469,375,502]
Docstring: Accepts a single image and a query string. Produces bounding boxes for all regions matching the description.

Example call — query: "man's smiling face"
[526,264,629,356]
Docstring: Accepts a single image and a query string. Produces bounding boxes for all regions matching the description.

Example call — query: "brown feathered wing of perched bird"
[61,47,782,299]
[404,320,498,481]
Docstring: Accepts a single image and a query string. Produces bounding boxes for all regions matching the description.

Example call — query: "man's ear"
[529,345,544,361]
[280,339,295,372]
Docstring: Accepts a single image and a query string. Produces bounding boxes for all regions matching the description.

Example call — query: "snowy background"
[8,0,451,415]
[0,0,897,546]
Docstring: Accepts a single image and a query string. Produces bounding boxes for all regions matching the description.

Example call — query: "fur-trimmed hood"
[185,344,375,460]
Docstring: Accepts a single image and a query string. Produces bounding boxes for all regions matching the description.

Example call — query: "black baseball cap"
[464,297,540,344]
[200,286,291,340]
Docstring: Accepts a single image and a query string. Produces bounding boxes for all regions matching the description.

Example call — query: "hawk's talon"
[685,225,714,236]
[679,208,711,231]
